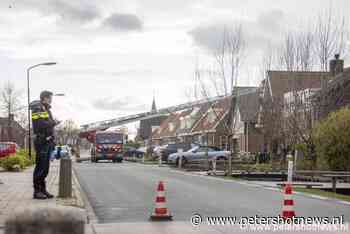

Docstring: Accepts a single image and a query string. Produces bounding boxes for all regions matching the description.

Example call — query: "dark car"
[156,143,192,162]
[124,147,145,158]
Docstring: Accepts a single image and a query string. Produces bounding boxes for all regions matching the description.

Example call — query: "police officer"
[30,91,60,199]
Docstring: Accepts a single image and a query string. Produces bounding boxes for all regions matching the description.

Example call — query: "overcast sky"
[0,0,349,133]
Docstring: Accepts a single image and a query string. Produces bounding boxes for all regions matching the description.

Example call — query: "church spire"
[151,93,157,113]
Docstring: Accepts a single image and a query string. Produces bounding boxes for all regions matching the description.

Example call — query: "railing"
[175,159,350,183]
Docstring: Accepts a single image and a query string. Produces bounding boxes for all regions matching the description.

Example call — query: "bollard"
[212,159,217,175]
[76,144,80,158]
[177,149,183,169]
[5,206,85,234]
[158,154,162,167]
[59,157,72,198]
[142,154,145,163]
[178,156,183,169]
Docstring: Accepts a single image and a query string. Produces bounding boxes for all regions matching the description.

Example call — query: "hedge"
[0,150,36,171]
[313,107,350,171]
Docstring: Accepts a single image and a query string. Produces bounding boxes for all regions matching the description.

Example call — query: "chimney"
[329,54,344,76]
[8,113,14,122]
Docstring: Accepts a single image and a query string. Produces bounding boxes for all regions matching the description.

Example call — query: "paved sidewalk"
[0,160,85,227]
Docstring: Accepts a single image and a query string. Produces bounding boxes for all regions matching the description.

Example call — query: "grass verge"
[294,188,350,202]
[217,175,244,181]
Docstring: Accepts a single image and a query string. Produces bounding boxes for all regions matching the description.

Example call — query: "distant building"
[137,97,167,143]
[0,114,26,147]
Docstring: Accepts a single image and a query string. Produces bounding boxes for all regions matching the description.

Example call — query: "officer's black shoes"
[43,190,54,199]
[33,191,48,199]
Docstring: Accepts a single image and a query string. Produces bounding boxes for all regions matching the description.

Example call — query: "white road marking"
[266,187,281,191]
[337,200,350,206]
[308,194,328,200]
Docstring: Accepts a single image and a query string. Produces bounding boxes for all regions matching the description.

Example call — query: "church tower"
[151,95,157,113]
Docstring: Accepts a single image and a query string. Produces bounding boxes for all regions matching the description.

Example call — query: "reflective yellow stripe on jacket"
[32,111,49,120]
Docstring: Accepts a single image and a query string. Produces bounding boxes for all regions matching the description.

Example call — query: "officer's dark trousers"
[33,138,50,192]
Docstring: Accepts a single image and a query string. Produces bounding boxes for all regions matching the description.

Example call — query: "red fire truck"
[80,129,126,163]
[91,131,125,163]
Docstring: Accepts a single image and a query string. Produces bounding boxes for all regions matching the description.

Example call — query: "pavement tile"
[0,160,85,227]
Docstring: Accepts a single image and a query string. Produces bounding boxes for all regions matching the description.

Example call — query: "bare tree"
[212,24,245,96]
[0,81,22,118]
[259,8,349,168]
[0,81,25,142]
[189,24,246,174]
[279,32,296,71]
[55,119,80,145]
[278,29,315,72]
[315,9,349,71]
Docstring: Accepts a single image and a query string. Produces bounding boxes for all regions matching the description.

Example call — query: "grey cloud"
[189,9,285,52]
[6,0,100,24]
[189,24,227,52]
[103,13,143,31]
[57,68,154,78]
[257,9,285,33]
[51,0,100,23]
[93,96,148,111]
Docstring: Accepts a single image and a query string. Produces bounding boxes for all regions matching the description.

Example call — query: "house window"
[169,122,175,132]
[180,117,186,129]
[207,109,217,123]
[220,135,228,150]
[190,107,200,117]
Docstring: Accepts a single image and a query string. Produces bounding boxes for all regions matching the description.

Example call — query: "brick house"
[0,114,26,147]
[189,96,231,148]
[257,59,343,155]
[313,56,350,119]
[233,90,264,153]
[152,87,263,150]
[151,111,186,145]
[175,102,211,144]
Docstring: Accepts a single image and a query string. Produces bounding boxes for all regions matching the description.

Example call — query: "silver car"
[168,145,230,166]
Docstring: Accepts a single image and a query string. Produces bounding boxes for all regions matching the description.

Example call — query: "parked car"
[0,142,18,158]
[124,147,145,158]
[155,143,193,162]
[168,145,229,166]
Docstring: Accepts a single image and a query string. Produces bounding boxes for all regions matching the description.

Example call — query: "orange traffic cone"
[282,183,295,220]
[150,181,172,221]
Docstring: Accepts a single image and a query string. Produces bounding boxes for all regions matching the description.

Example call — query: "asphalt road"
[75,161,350,224]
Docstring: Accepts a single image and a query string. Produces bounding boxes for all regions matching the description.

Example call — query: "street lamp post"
[27,62,57,159]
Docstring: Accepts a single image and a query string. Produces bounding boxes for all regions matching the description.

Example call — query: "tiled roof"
[191,96,231,133]
[151,87,259,139]
[151,112,181,139]
[266,70,331,99]
[176,102,211,136]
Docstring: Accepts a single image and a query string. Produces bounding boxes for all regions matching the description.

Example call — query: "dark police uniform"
[30,100,56,198]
